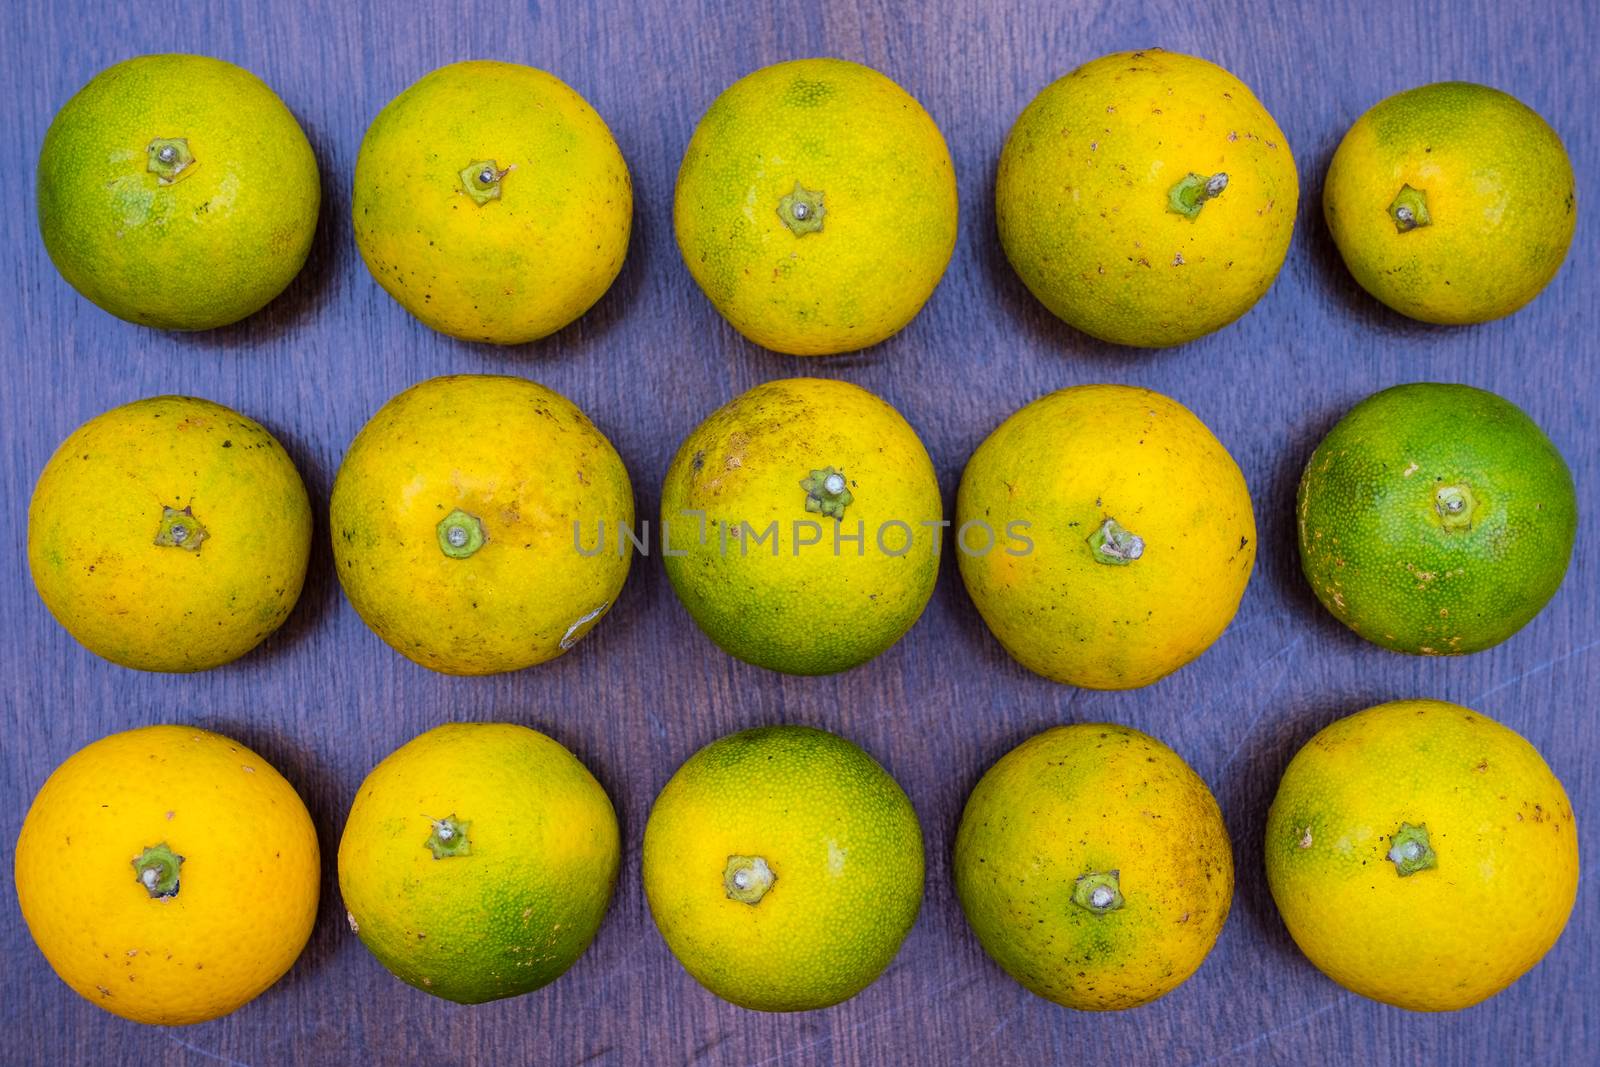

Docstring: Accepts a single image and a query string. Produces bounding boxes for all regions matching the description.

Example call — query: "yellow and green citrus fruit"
[955,724,1233,1010]
[331,374,633,675]
[338,723,620,1004]
[1324,82,1576,324]
[675,58,958,355]
[1298,383,1575,655]
[38,54,319,330]
[15,725,319,1025]
[353,61,631,344]
[1265,700,1578,1011]
[997,49,1298,346]
[956,385,1255,688]
[28,396,312,672]
[642,725,923,1012]
[660,378,941,674]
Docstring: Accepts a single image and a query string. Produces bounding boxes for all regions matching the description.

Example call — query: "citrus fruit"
[642,725,923,1012]
[338,723,620,1004]
[956,384,1255,688]
[996,49,1297,347]
[353,61,631,344]
[1324,82,1576,324]
[1265,699,1578,1011]
[660,378,941,674]
[675,58,957,355]
[38,54,319,330]
[954,724,1232,1010]
[28,396,312,672]
[14,725,319,1025]
[1297,383,1575,655]
[330,374,633,675]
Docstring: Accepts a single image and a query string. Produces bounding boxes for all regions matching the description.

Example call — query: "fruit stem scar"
[132,843,184,899]
[1386,822,1437,876]
[459,159,512,205]
[424,815,472,860]
[800,466,854,520]
[146,138,195,184]
[1433,484,1477,532]
[1388,184,1432,232]
[153,505,208,552]
[436,508,487,558]
[723,855,776,904]
[777,181,826,235]
[1167,172,1228,219]
[1087,517,1143,565]
[1071,870,1124,914]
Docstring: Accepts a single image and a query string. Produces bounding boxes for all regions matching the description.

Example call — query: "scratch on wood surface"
[1474,638,1600,704]
[1207,634,1306,776]
[746,972,982,1066]
[165,1036,253,1067]
[1184,993,1351,1067]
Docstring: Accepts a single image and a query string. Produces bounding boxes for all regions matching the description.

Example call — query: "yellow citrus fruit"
[38,54,319,330]
[660,378,941,674]
[14,725,319,1025]
[28,396,312,672]
[338,723,620,1004]
[997,49,1298,346]
[1266,700,1578,1011]
[956,384,1255,688]
[642,725,923,1011]
[1324,82,1576,324]
[954,724,1233,1010]
[331,374,633,675]
[675,58,958,355]
[353,61,631,344]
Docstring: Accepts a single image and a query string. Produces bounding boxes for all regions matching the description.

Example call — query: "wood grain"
[1,1,1595,1064]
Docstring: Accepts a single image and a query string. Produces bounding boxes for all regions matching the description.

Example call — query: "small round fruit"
[955,724,1232,1010]
[997,49,1298,347]
[1324,82,1576,324]
[331,374,633,675]
[28,396,312,672]
[675,58,957,355]
[1298,383,1575,655]
[338,723,620,1004]
[14,725,319,1025]
[1266,700,1578,1011]
[642,725,924,1012]
[38,54,319,330]
[353,61,631,344]
[956,385,1255,688]
[661,378,941,674]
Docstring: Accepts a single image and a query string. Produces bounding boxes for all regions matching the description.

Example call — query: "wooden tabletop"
[1,1,1595,1064]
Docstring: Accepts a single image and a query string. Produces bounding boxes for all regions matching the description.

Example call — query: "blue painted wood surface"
[1,0,1595,1064]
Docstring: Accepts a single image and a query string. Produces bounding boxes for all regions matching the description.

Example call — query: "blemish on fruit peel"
[560,602,609,650]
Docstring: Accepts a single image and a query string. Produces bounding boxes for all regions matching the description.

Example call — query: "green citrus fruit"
[1298,383,1575,655]
[660,378,941,675]
[38,54,319,330]
[1265,700,1578,1011]
[338,723,620,1004]
[353,61,631,344]
[954,724,1233,1010]
[642,725,923,1012]
[675,58,958,355]
[1324,82,1576,324]
[997,49,1298,346]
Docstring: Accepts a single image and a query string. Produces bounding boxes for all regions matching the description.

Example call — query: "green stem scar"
[1389,184,1431,232]
[424,815,472,860]
[459,160,510,205]
[1072,870,1124,914]
[153,506,208,552]
[1433,484,1477,531]
[437,508,486,558]
[1167,172,1228,219]
[778,182,825,235]
[1387,822,1437,876]
[1088,517,1143,565]
[800,467,853,519]
[723,855,776,904]
[133,843,184,899]
[146,138,195,184]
